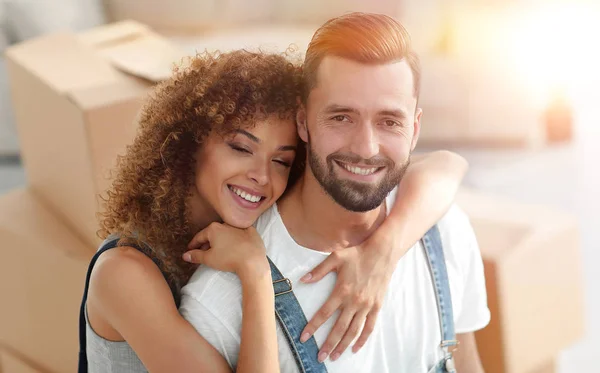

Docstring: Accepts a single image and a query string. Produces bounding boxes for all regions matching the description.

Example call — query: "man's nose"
[349,123,379,161]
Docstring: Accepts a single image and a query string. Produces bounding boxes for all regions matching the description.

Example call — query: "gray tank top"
[80,234,177,372]
[84,305,147,372]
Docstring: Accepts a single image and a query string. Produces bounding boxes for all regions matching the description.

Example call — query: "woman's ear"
[296,105,309,143]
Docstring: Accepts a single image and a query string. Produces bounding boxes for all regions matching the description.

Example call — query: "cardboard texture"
[528,360,557,373]
[0,189,93,373]
[5,21,184,251]
[457,189,584,373]
[0,347,46,373]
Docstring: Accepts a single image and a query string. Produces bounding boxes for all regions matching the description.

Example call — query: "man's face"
[298,56,422,212]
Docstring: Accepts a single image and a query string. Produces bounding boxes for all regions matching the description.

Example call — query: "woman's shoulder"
[89,246,174,305]
[94,245,159,277]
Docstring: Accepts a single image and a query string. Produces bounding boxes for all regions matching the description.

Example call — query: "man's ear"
[410,107,422,151]
[296,102,309,143]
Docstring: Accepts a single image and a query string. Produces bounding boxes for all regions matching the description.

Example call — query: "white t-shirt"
[180,189,490,373]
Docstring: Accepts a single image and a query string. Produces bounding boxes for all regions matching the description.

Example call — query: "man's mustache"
[326,152,394,168]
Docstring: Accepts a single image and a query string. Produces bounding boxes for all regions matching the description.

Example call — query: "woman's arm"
[87,247,232,373]
[298,150,468,361]
[237,263,279,373]
[373,150,469,262]
[184,223,279,373]
[89,223,280,373]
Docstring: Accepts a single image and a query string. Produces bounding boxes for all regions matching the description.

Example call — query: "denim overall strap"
[77,236,120,373]
[268,257,328,373]
[422,225,458,373]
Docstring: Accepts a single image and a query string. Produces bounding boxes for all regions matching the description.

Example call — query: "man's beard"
[307,141,410,212]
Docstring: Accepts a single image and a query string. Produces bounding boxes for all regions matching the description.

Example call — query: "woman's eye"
[229,144,252,154]
[274,160,291,168]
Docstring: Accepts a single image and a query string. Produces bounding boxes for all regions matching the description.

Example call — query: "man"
[180,12,490,373]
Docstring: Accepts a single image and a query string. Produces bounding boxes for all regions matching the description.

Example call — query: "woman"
[79,49,468,372]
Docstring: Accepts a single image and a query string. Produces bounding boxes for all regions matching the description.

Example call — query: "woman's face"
[191,115,298,229]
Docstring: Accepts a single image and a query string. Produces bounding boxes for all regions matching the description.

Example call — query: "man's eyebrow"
[379,109,408,119]
[323,104,360,115]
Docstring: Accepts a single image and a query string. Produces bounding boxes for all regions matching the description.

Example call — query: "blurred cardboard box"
[5,21,184,251]
[457,189,584,373]
[0,189,93,373]
[0,347,46,373]
[105,0,271,32]
[529,360,556,373]
[418,57,545,149]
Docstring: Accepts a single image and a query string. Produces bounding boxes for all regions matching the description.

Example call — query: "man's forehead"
[310,56,417,110]
[316,56,413,83]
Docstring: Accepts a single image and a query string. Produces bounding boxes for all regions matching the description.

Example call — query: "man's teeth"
[342,164,378,175]
[230,187,262,203]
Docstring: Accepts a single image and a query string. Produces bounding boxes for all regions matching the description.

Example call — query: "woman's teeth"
[229,186,262,203]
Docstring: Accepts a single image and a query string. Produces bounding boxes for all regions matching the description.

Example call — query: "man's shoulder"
[181,265,243,306]
[254,203,279,236]
[436,204,472,236]
[433,204,479,266]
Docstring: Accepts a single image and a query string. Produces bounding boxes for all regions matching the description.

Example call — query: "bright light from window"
[507,2,600,109]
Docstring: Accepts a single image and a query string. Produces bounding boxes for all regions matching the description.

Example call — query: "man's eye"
[331,115,348,122]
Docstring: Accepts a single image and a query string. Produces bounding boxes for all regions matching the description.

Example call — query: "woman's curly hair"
[98,49,304,301]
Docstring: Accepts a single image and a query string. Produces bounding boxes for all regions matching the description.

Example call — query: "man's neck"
[277,172,387,252]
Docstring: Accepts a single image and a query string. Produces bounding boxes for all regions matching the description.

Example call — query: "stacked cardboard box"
[0,189,91,372]
[458,189,584,373]
[0,346,47,373]
[1,21,184,371]
[5,20,183,251]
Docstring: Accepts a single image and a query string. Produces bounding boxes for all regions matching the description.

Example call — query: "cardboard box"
[5,21,184,251]
[418,56,545,149]
[106,0,272,32]
[529,360,556,373]
[0,347,46,373]
[0,189,93,373]
[457,189,584,373]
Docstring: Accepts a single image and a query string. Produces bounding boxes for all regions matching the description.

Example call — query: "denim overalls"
[270,225,458,373]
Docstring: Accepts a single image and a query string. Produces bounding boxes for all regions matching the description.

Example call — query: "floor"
[1,108,598,372]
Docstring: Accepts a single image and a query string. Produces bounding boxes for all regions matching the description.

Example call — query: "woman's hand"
[183,222,269,278]
[299,239,394,362]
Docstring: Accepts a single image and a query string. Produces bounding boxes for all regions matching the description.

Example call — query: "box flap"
[94,32,185,82]
[6,21,184,102]
[5,33,122,95]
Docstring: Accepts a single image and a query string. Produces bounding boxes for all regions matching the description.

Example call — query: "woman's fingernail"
[318,352,328,362]
[182,253,192,262]
[301,273,312,282]
[300,332,310,343]
[331,352,340,361]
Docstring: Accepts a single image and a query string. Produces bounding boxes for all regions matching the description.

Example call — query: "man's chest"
[271,247,449,373]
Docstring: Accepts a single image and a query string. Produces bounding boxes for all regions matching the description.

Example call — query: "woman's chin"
[221,214,257,229]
